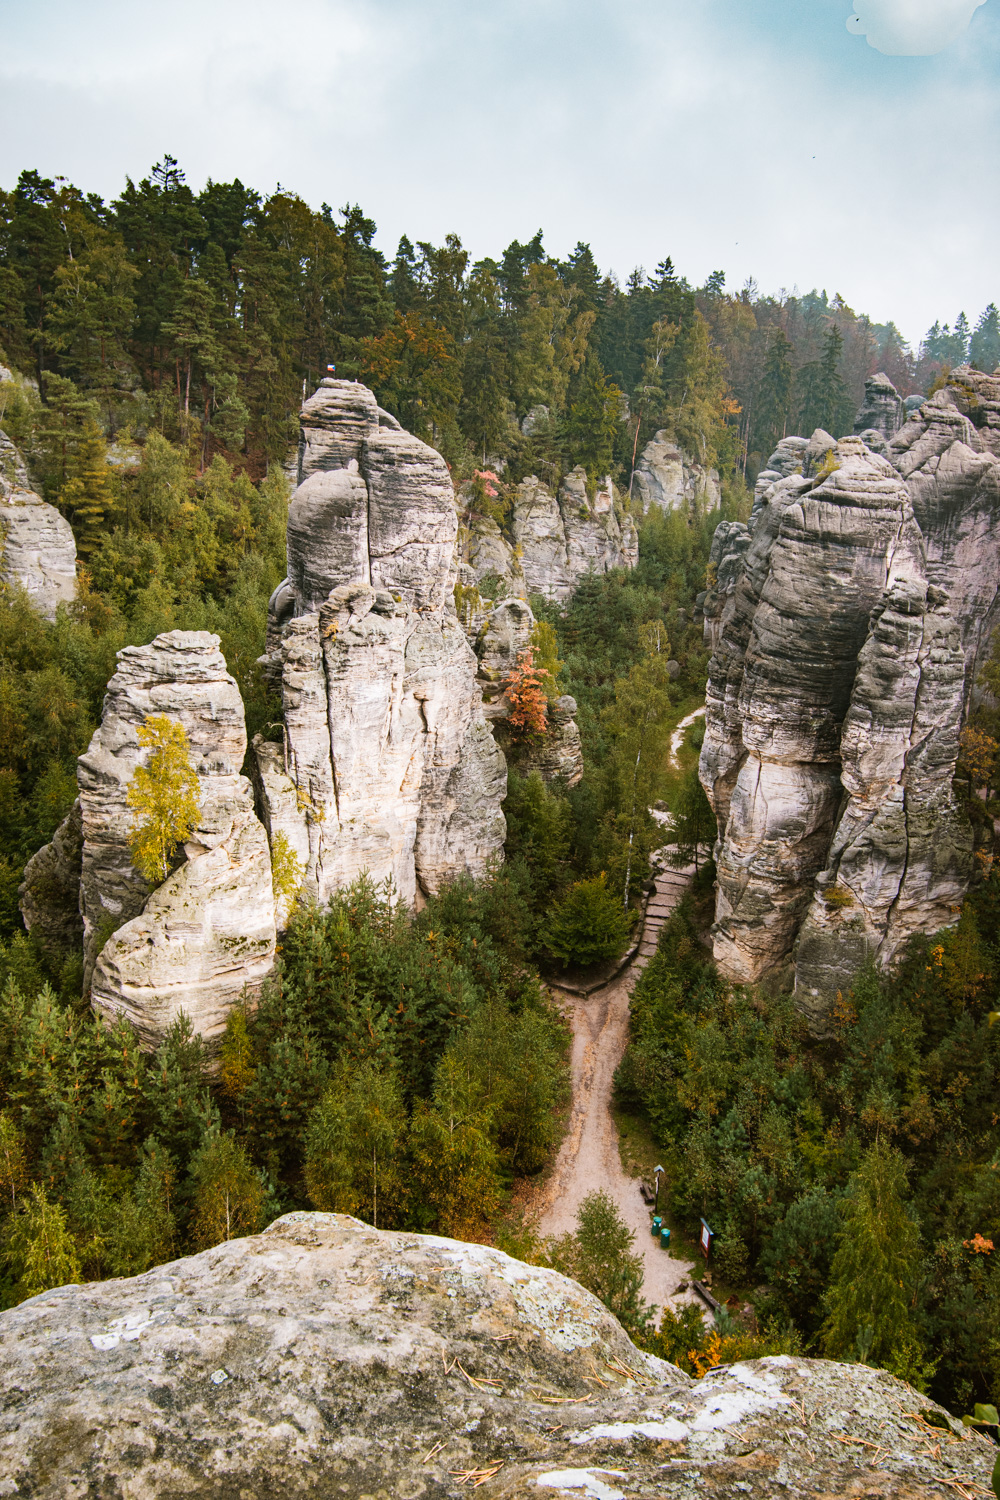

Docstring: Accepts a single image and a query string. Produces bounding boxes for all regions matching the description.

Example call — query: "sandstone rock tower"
[256,379,507,907]
[700,369,1000,1027]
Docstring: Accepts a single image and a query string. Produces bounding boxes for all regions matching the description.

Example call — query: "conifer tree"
[0,1110,27,1214]
[126,715,201,885]
[305,1060,407,1229]
[60,419,111,555]
[668,763,714,873]
[822,1141,926,1376]
[3,1182,82,1301]
[970,304,1000,373]
[797,325,851,438]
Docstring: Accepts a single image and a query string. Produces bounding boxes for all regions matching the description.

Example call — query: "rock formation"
[701,369,1000,1022]
[632,430,721,514]
[21,630,277,1049]
[2,1212,995,1499]
[520,694,585,786]
[0,427,76,619]
[258,380,507,906]
[854,371,906,442]
[459,468,637,606]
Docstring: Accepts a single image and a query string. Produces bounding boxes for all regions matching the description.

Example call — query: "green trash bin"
[659,1226,671,1249]
[650,1216,662,1238]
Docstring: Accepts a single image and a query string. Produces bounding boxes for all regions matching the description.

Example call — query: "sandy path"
[536,859,698,1316]
[668,705,707,769]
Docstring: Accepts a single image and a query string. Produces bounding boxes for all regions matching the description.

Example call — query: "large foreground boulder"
[0,1212,995,1498]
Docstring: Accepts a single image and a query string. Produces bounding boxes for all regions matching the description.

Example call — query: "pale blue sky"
[1,0,997,342]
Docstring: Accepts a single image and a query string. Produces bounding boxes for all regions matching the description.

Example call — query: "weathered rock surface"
[854,371,906,441]
[18,799,84,957]
[632,430,721,514]
[702,374,1000,1018]
[1,1212,995,1499]
[520,695,585,786]
[701,520,750,652]
[890,366,1000,681]
[703,438,921,988]
[91,810,276,1049]
[0,426,76,619]
[460,469,637,608]
[260,381,506,904]
[21,630,278,1045]
[76,630,255,989]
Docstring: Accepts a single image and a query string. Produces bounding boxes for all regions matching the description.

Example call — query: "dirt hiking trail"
[536,855,700,1316]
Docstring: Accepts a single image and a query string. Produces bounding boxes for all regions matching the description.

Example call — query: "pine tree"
[0,1110,27,1214]
[970,304,1000,373]
[822,1141,925,1375]
[797,325,850,438]
[3,1182,82,1301]
[304,1059,407,1228]
[126,715,201,885]
[190,1130,266,1249]
[60,419,111,556]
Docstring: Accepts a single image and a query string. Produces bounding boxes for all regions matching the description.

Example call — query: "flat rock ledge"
[0,1213,995,1498]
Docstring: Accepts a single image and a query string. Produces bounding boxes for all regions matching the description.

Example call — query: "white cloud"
[847,0,987,55]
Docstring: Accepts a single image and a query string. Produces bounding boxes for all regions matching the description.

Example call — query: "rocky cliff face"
[632,429,721,514]
[2,1212,994,1499]
[700,369,1000,1022]
[0,427,76,619]
[259,380,506,906]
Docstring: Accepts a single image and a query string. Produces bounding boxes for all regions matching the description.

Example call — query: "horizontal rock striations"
[1,1212,994,1499]
[259,380,506,905]
[702,373,1000,1022]
[0,427,76,619]
[853,371,906,441]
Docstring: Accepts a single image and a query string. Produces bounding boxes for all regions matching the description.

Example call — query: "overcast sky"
[1,0,997,344]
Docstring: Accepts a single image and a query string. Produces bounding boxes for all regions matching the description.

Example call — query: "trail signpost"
[651,1165,664,1239]
[700,1218,713,1263]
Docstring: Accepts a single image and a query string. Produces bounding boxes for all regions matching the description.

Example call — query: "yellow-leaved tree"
[126,715,201,885]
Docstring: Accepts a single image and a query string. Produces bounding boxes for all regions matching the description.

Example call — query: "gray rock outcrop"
[854,371,906,441]
[259,380,507,906]
[701,371,1000,1021]
[520,694,585,786]
[632,430,721,514]
[459,469,637,607]
[2,1211,995,1499]
[0,427,76,619]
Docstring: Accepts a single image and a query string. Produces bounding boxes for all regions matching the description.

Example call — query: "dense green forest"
[1,158,999,1425]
